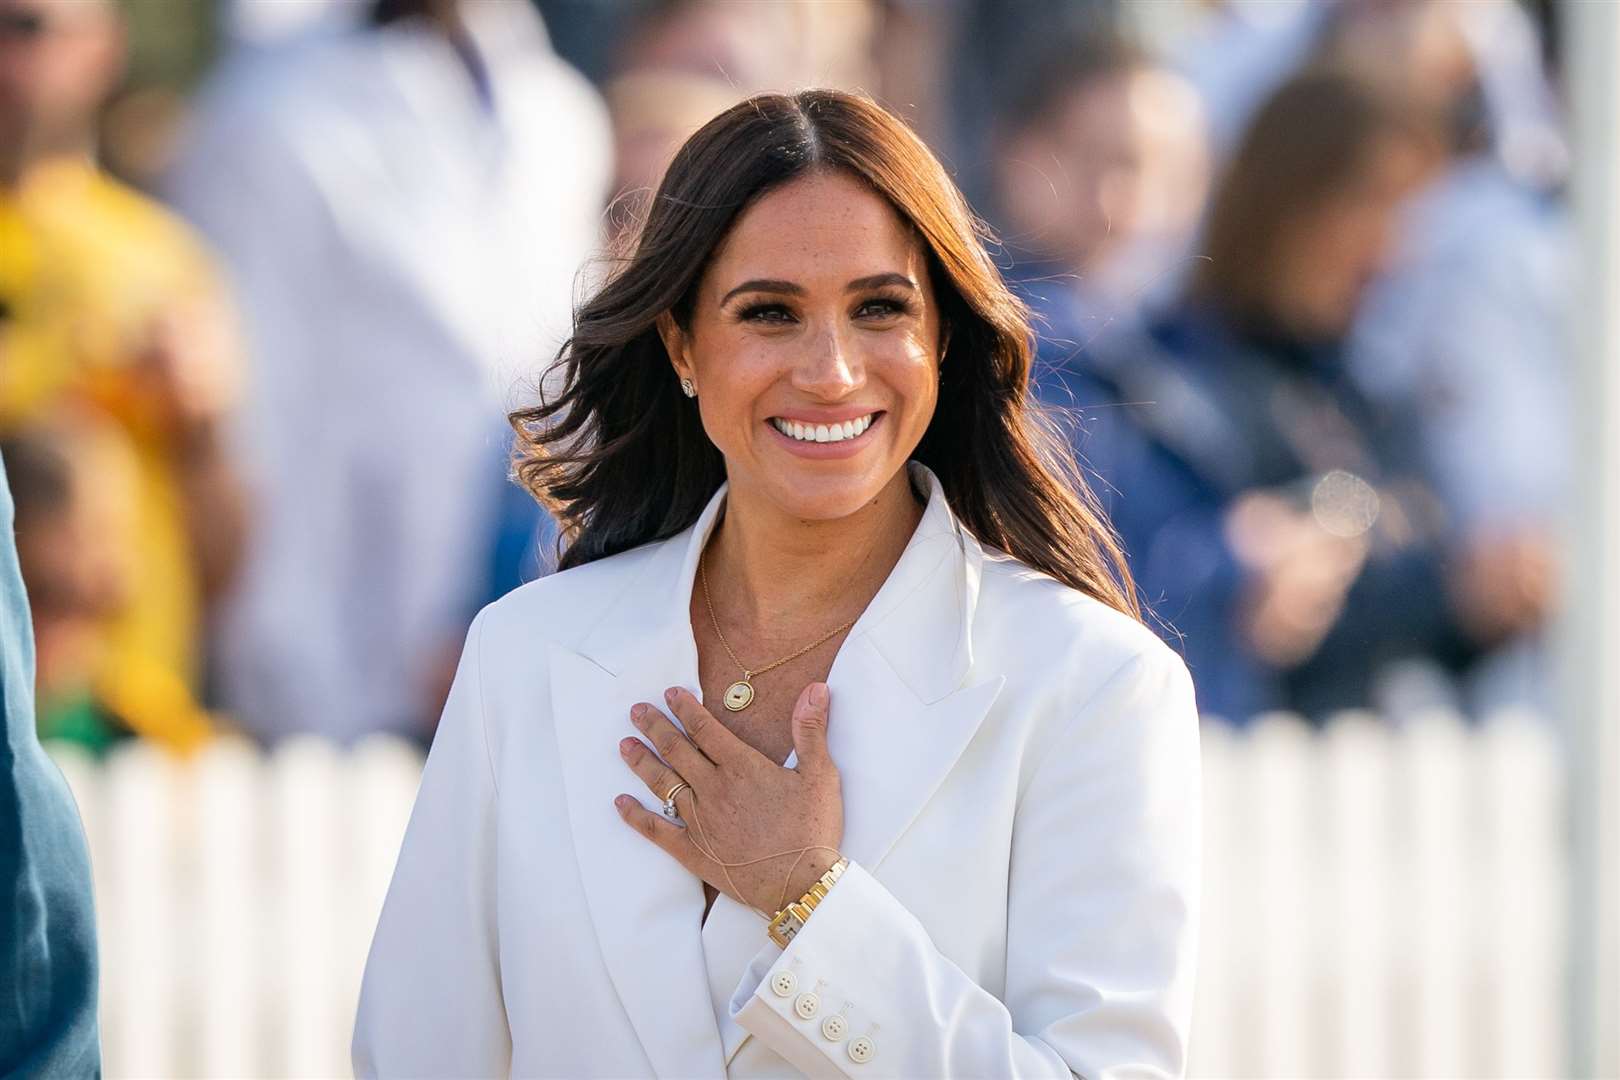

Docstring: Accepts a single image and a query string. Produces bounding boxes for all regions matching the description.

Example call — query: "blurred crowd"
[0,0,1569,754]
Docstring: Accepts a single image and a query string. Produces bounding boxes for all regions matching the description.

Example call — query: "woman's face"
[661,169,945,522]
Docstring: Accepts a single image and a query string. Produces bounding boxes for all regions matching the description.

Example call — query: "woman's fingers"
[613,793,702,871]
[619,732,695,811]
[663,686,757,770]
[628,701,717,781]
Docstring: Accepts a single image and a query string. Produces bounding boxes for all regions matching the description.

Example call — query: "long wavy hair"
[510,89,1139,621]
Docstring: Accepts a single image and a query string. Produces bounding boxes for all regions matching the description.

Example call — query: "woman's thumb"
[791,681,831,770]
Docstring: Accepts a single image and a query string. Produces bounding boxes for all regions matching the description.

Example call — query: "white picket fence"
[47,708,1568,1079]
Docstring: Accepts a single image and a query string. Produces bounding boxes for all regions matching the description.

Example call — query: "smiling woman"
[511,89,1136,608]
[353,89,1202,1079]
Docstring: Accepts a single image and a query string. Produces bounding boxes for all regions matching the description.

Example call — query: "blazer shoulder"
[974,550,1201,774]
[477,537,667,656]
[975,546,1191,693]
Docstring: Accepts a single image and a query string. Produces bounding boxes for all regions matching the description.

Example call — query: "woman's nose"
[792,324,862,397]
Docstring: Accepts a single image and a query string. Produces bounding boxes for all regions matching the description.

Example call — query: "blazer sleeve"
[351,607,511,1078]
[729,646,1202,1078]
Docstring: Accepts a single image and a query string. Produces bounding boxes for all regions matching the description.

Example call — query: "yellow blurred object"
[96,651,215,756]
[0,156,225,753]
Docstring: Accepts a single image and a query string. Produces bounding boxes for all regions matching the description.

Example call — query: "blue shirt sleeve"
[0,451,102,1078]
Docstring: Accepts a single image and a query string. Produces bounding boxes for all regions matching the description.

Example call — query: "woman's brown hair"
[510,88,1139,620]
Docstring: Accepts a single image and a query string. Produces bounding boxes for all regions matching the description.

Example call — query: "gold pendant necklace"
[699,548,859,711]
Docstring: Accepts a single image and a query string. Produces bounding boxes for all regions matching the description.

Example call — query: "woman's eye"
[739,303,795,324]
[856,298,908,319]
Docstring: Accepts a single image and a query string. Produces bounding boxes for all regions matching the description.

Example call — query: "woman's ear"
[656,311,692,384]
[939,322,953,366]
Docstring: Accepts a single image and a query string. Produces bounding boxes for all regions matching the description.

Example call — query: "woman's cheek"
[888,339,940,413]
[698,345,778,452]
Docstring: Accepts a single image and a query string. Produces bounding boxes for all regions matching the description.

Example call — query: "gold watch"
[766,855,850,948]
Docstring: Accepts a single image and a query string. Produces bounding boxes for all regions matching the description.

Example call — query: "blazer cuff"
[727,859,897,1074]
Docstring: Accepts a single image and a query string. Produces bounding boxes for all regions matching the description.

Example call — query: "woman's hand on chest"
[614,683,845,919]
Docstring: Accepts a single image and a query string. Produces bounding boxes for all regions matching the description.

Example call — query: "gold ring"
[661,780,690,819]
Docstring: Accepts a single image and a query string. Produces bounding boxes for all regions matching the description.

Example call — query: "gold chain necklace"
[699,548,859,711]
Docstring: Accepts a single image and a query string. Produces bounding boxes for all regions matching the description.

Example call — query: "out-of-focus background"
[2,0,1615,1076]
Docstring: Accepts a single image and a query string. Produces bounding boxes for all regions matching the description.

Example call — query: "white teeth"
[771,413,876,443]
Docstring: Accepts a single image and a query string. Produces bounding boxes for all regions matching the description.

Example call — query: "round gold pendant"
[722,679,755,711]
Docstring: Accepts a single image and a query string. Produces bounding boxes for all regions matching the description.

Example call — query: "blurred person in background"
[597,0,876,232]
[937,0,1123,211]
[0,0,246,753]
[1122,69,1497,724]
[993,34,1210,343]
[1332,0,1569,715]
[166,0,612,745]
[1170,0,1333,167]
[989,33,1218,649]
[607,0,874,102]
[1174,0,1567,191]
[601,66,739,239]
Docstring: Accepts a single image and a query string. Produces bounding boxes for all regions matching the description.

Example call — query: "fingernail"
[664,687,679,705]
[630,703,646,721]
[619,737,638,757]
[810,682,829,708]
[614,795,630,810]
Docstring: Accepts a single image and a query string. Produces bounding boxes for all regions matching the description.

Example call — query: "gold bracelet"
[766,855,849,948]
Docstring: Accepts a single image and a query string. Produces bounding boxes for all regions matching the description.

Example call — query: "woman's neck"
[703,468,925,634]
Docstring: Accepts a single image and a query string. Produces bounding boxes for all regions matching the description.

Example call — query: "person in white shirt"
[165,0,611,743]
[354,88,1200,1078]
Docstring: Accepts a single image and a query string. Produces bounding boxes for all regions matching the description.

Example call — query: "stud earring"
[680,377,696,398]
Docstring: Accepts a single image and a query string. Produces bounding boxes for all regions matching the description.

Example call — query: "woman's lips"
[765,411,884,458]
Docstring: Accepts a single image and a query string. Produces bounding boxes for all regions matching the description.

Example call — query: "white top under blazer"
[352,462,1202,1079]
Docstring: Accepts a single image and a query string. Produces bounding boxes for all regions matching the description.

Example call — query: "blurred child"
[3,409,211,754]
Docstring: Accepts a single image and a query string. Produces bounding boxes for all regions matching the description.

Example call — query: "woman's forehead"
[705,172,927,291]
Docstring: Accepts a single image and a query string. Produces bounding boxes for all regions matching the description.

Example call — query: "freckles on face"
[675,169,944,520]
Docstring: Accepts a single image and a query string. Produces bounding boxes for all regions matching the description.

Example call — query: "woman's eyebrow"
[719,272,917,306]
[845,272,916,293]
[720,279,803,305]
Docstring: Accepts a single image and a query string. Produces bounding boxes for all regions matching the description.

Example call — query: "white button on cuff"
[848,1035,875,1064]
[770,971,798,998]
[821,1014,849,1042]
[793,991,820,1019]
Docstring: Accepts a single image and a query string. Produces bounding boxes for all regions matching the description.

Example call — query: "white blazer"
[352,463,1202,1079]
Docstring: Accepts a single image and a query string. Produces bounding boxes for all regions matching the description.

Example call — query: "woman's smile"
[766,410,884,457]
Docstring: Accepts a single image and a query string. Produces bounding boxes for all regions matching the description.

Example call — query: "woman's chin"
[752,456,913,524]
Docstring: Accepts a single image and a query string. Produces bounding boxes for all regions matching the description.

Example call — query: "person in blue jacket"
[1103,70,1485,724]
[1011,63,1492,725]
[0,442,102,1074]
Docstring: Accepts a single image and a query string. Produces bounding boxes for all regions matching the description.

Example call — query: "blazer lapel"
[547,490,730,1079]
[827,463,1006,871]
[824,645,1005,870]
[549,644,727,1079]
